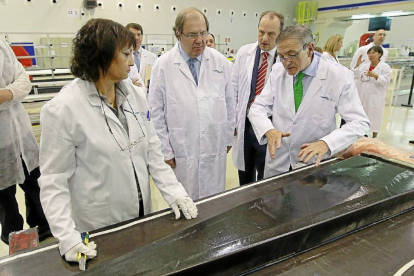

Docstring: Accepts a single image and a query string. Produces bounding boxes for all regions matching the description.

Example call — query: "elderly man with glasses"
[248,25,370,178]
[148,7,235,200]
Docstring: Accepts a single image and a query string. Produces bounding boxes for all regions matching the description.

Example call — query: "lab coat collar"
[173,43,210,86]
[245,42,259,90]
[82,79,132,131]
[295,55,327,118]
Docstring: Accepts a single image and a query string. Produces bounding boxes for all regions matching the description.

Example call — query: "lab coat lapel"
[294,59,326,119]
[173,46,197,86]
[246,44,257,88]
[284,73,296,119]
[198,48,210,82]
[81,79,124,129]
[123,93,143,144]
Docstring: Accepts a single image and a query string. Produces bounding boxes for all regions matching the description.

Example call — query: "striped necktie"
[248,52,268,109]
[188,58,198,85]
[134,51,141,72]
[294,72,306,113]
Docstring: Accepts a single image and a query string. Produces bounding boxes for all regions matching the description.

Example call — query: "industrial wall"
[0,0,300,54]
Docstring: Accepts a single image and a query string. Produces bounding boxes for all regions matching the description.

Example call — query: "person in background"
[0,38,51,245]
[248,25,370,178]
[39,19,197,263]
[232,11,284,185]
[126,23,157,89]
[401,46,410,57]
[322,34,343,63]
[206,33,216,48]
[350,29,388,69]
[148,7,235,200]
[352,46,391,138]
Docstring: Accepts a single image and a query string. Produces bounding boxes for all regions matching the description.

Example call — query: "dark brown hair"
[259,11,284,32]
[367,45,383,59]
[125,23,143,34]
[71,18,135,82]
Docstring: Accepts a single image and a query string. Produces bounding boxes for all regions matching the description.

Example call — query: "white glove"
[64,242,97,262]
[171,196,198,220]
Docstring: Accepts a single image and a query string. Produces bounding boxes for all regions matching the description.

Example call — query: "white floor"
[1,105,413,258]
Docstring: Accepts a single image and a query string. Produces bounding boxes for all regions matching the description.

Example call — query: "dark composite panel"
[82,155,414,275]
[0,155,413,276]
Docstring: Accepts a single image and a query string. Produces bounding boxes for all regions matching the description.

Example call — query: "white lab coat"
[231,42,278,171]
[352,62,392,132]
[322,52,339,63]
[138,48,157,80]
[248,56,370,178]
[350,43,389,69]
[39,79,189,255]
[0,38,38,189]
[128,63,146,89]
[148,44,235,200]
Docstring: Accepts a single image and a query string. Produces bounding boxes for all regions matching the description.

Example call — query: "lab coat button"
[293,122,297,126]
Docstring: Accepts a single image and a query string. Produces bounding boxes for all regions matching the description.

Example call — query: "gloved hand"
[171,197,198,220]
[64,242,97,262]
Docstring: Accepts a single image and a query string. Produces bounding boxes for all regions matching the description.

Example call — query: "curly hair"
[71,18,136,82]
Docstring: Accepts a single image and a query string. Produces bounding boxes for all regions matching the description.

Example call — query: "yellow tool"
[77,232,89,271]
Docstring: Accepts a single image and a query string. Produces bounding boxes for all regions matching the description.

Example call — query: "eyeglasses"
[278,44,307,62]
[97,88,146,151]
[181,31,209,40]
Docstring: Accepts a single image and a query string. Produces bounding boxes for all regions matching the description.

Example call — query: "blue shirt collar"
[299,52,320,78]
[178,42,203,63]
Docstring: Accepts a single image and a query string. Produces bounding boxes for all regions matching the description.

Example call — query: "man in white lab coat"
[148,7,235,200]
[0,38,50,244]
[248,25,370,178]
[126,23,157,88]
[232,11,284,185]
[350,29,389,69]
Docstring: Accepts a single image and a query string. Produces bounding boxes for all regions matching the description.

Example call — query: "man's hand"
[298,140,329,166]
[227,146,232,153]
[132,78,143,87]
[355,55,364,69]
[165,158,176,169]
[0,89,13,105]
[64,242,97,263]
[265,129,291,159]
[170,196,198,220]
[364,70,379,80]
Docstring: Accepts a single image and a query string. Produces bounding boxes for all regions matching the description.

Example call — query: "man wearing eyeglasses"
[248,25,370,178]
[232,11,284,186]
[149,7,235,200]
[350,29,388,70]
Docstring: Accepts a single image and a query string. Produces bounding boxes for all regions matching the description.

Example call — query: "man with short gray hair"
[248,25,370,178]
[149,7,235,200]
[232,10,284,185]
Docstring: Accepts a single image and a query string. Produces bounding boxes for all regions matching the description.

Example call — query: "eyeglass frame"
[97,88,146,151]
[278,44,308,62]
[180,31,209,40]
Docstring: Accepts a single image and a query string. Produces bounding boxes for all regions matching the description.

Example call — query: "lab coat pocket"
[168,128,187,158]
[312,97,336,127]
[72,201,110,231]
[211,71,226,99]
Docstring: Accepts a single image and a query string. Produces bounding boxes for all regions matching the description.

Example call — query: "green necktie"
[293,72,306,113]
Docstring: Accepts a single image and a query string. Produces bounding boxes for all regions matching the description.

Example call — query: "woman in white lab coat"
[322,34,343,63]
[352,46,391,138]
[39,19,197,263]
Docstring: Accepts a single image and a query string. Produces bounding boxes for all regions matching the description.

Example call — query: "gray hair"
[276,25,314,46]
[173,7,209,39]
[259,11,285,32]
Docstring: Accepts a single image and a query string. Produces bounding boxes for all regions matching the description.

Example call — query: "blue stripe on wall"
[318,0,414,12]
